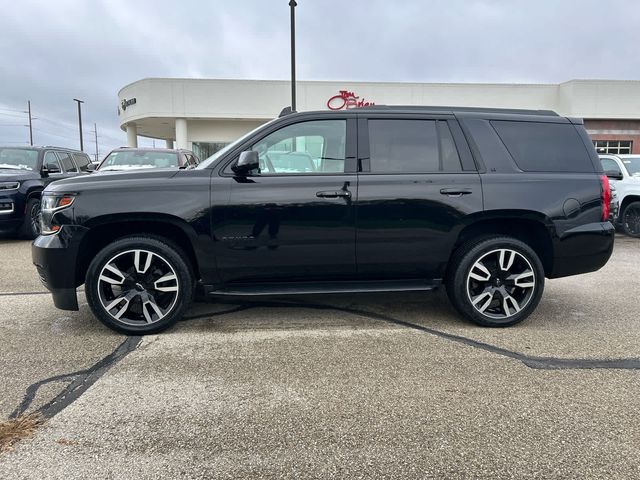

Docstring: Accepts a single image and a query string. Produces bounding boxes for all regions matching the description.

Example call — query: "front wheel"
[621,201,640,238]
[446,236,545,327]
[19,197,41,239]
[85,236,194,335]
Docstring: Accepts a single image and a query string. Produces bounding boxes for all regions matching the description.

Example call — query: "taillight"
[600,175,610,221]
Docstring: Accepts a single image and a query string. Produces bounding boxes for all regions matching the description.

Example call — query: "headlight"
[40,193,76,235]
[41,194,76,212]
[0,181,20,191]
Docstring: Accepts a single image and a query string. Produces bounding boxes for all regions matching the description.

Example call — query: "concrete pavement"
[0,235,638,478]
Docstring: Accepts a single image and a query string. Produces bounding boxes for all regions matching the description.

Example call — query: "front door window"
[251,120,346,175]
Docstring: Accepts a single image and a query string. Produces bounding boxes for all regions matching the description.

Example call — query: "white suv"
[600,155,640,237]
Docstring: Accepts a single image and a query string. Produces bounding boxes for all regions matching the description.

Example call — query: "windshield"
[99,150,179,170]
[196,119,277,169]
[0,148,38,170]
[621,157,640,176]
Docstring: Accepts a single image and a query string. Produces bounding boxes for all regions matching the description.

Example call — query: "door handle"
[316,190,351,198]
[440,188,472,197]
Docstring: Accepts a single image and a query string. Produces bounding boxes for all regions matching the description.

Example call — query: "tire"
[19,197,41,239]
[85,236,194,335]
[620,201,640,238]
[446,236,545,327]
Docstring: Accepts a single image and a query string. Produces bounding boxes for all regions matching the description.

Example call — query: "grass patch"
[0,413,42,453]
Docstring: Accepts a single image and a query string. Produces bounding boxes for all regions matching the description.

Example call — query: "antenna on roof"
[279,106,296,117]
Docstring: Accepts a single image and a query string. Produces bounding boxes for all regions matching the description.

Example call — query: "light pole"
[289,0,297,112]
[27,101,33,146]
[93,123,99,162]
[73,98,84,151]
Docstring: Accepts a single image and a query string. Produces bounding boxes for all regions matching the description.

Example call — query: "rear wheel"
[85,236,193,335]
[19,197,41,239]
[621,201,640,238]
[446,236,545,327]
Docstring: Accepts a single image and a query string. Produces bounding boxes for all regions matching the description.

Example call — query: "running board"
[206,279,440,296]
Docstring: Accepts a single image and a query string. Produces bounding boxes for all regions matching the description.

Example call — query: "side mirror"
[43,163,61,175]
[232,151,259,175]
[605,170,623,181]
[86,163,97,172]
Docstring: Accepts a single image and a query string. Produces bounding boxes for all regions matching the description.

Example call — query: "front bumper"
[32,225,89,311]
[549,221,615,278]
[0,191,25,232]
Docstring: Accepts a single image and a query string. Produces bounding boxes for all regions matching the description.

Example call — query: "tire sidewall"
[622,201,640,238]
[20,198,41,239]
[449,237,545,327]
[85,236,193,335]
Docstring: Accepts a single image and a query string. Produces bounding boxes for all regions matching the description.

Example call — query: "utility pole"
[289,0,297,111]
[27,101,33,146]
[93,123,99,162]
[73,98,84,151]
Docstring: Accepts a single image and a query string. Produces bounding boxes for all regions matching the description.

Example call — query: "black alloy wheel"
[621,201,640,238]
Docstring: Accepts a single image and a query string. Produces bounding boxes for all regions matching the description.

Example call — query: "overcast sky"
[1,0,639,158]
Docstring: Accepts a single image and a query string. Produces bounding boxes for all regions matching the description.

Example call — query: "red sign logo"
[326,90,375,110]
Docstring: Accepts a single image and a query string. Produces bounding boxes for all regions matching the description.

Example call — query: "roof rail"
[354,105,559,116]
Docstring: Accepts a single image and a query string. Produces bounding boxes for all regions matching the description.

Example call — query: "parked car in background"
[33,106,614,335]
[599,154,640,237]
[97,148,199,172]
[609,183,619,224]
[0,146,93,238]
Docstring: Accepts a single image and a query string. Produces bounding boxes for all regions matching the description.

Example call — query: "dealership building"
[118,78,640,160]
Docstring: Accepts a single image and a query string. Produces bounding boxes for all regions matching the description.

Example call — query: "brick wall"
[584,119,640,154]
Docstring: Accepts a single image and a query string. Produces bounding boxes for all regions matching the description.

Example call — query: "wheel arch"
[620,193,640,212]
[450,211,555,277]
[76,213,201,286]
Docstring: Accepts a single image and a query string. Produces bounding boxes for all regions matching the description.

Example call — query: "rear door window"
[491,121,594,173]
[367,119,462,173]
[56,152,77,173]
[73,153,91,172]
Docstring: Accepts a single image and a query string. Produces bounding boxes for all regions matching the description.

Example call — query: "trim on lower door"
[205,279,441,296]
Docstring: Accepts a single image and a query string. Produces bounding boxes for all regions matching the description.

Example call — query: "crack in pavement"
[205,298,640,371]
[9,296,640,424]
[10,336,142,420]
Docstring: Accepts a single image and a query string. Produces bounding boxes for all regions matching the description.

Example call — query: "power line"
[0,112,27,118]
[0,107,27,113]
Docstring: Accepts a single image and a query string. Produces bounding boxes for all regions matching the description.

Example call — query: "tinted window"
[250,120,346,175]
[57,152,77,172]
[73,153,91,171]
[43,151,61,172]
[491,121,593,173]
[368,120,462,173]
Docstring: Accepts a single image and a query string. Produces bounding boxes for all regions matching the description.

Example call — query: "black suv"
[97,147,199,171]
[0,146,93,238]
[32,107,614,334]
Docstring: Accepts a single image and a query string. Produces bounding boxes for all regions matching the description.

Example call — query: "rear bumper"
[549,221,615,278]
[32,225,89,311]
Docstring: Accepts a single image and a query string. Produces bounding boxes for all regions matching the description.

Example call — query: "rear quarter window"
[491,120,594,173]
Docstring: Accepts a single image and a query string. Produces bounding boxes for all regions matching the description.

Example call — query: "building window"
[192,142,229,160]
[593,140,632,154]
